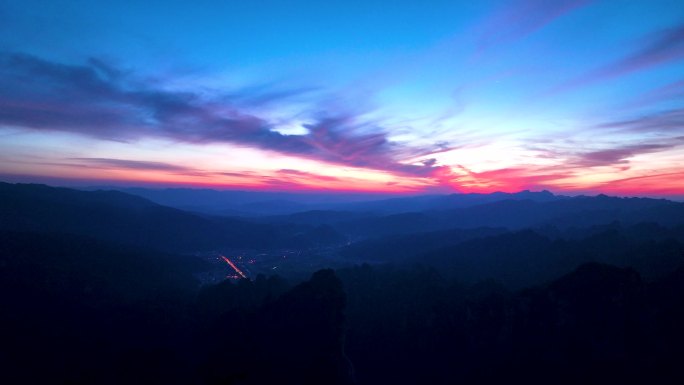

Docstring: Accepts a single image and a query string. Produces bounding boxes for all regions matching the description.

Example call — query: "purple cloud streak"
[0,52,440,178]
[477,0,592,51]
[573,143,677,167]
[555,24,684,91]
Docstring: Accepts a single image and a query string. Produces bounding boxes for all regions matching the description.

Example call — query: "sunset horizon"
[2,0,683,197]
[4,2,684,383]
[3,176,684,201]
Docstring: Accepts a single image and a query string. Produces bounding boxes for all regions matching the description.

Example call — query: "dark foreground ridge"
[2,182,684,384]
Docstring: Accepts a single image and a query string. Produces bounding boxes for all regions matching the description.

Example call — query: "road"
[220,255,248,279]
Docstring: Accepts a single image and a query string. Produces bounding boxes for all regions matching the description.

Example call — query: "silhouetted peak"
[303,269,345,299]
[550,263,642,301]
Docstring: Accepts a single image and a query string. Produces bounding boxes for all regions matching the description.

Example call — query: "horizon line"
[3,177,683,202]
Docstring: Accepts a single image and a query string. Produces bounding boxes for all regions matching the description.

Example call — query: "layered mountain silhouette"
[3,181,684,384]
[0,182,345,252]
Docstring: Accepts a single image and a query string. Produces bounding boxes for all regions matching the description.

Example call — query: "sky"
[1,0,683,196]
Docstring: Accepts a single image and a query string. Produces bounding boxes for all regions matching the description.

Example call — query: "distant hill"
[414,227,684,288]
[4,180,684,384]
[330,194,684,237]
[0,230,206,304]
[7,182,683,251]
[110,187,398,215]
[104,187,567,216]
[433,194,684,229]
[340,189,564,213]
[0,182,345,252]
[339,227,509,261]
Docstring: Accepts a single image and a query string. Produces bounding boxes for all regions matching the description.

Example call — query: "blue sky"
[1,0,683,195]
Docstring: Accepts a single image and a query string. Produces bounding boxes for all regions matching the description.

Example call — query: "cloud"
[557,23,684,90]
[573,143,677,167]
[623,79,684,109]
[301,117,436,176]
[596,171,684,196]
[598,108,684,133]
[477,0,592,50]
[276,169,340,183]
[0,52,438,178]
[70,158,200,173]
[431,164,574,193]
[224,83,321,108]
[592,24,684,79]
[63,159,355,188]
[219,171,259,178]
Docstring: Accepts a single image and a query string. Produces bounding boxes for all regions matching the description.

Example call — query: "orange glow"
[1,130,683,196]
[585,172,684,197]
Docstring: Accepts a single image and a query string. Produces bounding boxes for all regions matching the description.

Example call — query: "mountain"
[104,187,567,216]
[4,181,684,385]
[339,189,564,213]
[108,187,398,215]
[201,269,353,384]
[0,182,345,252]
[337,262,684,385]
[0,230,206,384]
[261,210,380,227]
[11,182,680,254]
[339,227,509,261]
[1,229,352,384]
[329,194,684,237]
[432,194,684,229]
[0,230,206,304]
[413,227,684,288]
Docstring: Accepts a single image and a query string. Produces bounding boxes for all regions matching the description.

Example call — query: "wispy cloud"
[71,158,195,172]
[622,79,684,110]
[477,0,592,51]
[573,143,678,167]
[276,169,340,183]
[0,52,438,178]
[598,108,684,133]
[590,24,684,79]
[224,83,322,108]
[431,164,574,193]
[555,23,684,91]
[596,171,684,196]
[58,158,389,191]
